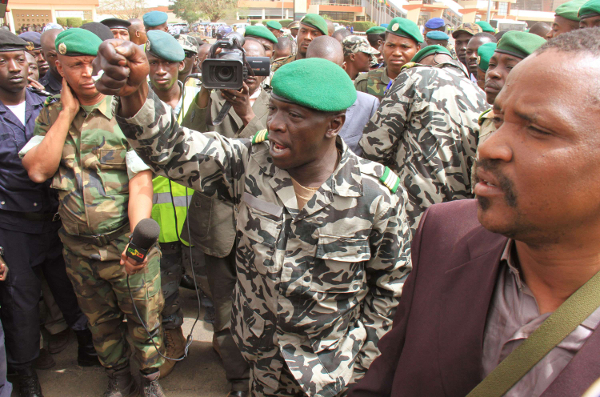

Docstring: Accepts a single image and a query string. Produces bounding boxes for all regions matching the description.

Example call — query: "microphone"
[126,219,160,263]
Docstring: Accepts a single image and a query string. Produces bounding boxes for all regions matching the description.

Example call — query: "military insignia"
[478,108,493,125]
[401,62,416,70]
[146,40,151,52]
[392,23,399,31]
[44,96,59,107]
[58,42,67,55]
[252,129,268,144]
[379,166,400,193]
[25,42,34,51]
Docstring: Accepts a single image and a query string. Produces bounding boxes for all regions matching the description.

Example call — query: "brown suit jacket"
[349,199,600,397]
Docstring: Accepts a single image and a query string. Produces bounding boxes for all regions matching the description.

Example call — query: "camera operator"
[178,37,271,397]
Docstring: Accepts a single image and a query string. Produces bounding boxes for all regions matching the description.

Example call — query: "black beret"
[101,18,131,30]
[0,30,29,52]
[81,22,115,41]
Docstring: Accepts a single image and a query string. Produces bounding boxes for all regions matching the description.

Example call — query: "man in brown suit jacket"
[349,28,600,397]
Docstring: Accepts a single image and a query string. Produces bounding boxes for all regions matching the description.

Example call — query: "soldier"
[365,26,386,67]
[355,18,423,101]
[128,18,147,46]
[143,11,169,33]
[529,21,552,38]
[39,29,62,95]
[19,32,49,79]
[423,17,445,35]
[342,35,380,81]
[425,30,449,47]
[359,45,489,233]
[288,20,299,39]
[94,40,412,395]
[271,14,328,72]
[101,18,131,41]
[272,36,293,61]
[265,20,283,38]
[81,22,115,41]
[244,25,278,59]
[547,0,586,38]
[146,30,197,379]
[0,30,97,397]
[20,28,166,397]
[579,0,600,27]
[452,22,482,68]
[475,20,496,33]
[332,28,351,43]
[475,42,496,90]
[465,32,497,81]
[176,34,198,83]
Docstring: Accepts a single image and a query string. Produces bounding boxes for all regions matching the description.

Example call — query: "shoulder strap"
[467,269,600,397]
[379,166,400,193]
[251,129,268,144]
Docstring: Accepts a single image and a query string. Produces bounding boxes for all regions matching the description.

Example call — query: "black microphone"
[126,219,160,262]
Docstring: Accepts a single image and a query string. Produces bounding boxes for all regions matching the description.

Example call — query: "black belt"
[67,222,130,247]
[0,209,60,222]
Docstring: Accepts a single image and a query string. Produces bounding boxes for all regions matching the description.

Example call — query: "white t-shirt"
[6,101,26,126]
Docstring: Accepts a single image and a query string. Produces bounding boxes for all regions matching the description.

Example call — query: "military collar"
[81,95,115,119]
[381,66,392,85]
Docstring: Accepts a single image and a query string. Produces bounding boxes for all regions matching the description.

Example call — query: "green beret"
[300,14,328,36]
[555,0,587,20]
[266,20,283,30]
[366,26,386,35]
[477,42,496,71]
[143,11,168,27]
[55,28,102,57]
[387,17,424,43]
[244,25,278,44]
[146,30,184,62]
[496,31,546,59]
[411,45,451,63]
[475,21,496,33]
[579,0,600,18]
[271,58,356,112]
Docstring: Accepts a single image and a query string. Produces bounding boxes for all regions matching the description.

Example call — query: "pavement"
[10,288,231,397]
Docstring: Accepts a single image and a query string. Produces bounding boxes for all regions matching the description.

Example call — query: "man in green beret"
[143,11,169,33]
[265,20,283,38]
[271,13,328,72]
[360,43,488,233]
[244,25,278,59]
[365,26,386,66]
[475,41,496,90]
[476,20,496,33]
[355,17,423,101]
[547,0,586,38]
[20,28,167,397]
[579,0,600,27]
[94,39,411,396]
[452,22,483,68]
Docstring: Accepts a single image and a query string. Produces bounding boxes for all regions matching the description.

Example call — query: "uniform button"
[33,202,38,206]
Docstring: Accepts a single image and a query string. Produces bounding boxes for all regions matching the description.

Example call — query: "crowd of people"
[1,2,600,397]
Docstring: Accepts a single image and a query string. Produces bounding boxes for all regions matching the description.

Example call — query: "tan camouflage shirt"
[271,53,296,73]
[116,90,412,396]
[359,62,490,233]
[354,66,392,101]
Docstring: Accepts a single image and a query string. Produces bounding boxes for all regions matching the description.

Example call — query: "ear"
[179,61,185,71]
[350,53,356,62]
[56,59,64,78]
[325,112,345,139]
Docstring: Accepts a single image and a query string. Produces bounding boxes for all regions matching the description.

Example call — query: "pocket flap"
[316,235,371,262]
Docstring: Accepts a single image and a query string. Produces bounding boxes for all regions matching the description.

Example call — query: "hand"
[221,82,255,126]
[94,39,149,97]
[60,78,80,119]
[28,77,45,91]
[120,245,149,276]
[0,261,8,282]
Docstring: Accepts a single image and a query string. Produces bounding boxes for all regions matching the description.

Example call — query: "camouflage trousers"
[158,242,184,330]
[60,229,165,371]
[248,350,305,396]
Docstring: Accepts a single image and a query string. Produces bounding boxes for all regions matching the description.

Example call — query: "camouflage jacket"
[24,95,147,236]
[354,66,392,101]
[271,53,296,73]
[359,62,489,233]
[116,90,412,396]
[471,109,496,192]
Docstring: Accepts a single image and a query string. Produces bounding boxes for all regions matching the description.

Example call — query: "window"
[498,1,508,15]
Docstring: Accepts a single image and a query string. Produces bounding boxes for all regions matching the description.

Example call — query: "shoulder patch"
[401,62,417,70]
[478,108,493,125]
[252,129,268,144]
[44,95,59,107]
[379,166,400,193]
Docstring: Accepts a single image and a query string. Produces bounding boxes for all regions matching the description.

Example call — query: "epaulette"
[401,62,417,70]
[478,108,493,126]
[44,95,59,107]
[251,129,268,144]
[379,166,400,193]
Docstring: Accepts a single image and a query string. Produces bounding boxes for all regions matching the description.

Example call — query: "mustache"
[475,158,518,208]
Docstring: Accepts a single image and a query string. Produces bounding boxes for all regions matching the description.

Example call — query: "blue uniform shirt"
[0,89,59,233]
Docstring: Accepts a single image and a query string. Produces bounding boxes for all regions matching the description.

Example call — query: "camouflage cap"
[555,0,587,20]
[342,35,380,57]
[387,17,424,43]
[580,0,600,18]
[495,31,546,59]
[452,22,482,38]
[176,34,197,54]
[55,28,103,57]
[271,58,356,112]
[477,42,496,71]
[288,21,300,29]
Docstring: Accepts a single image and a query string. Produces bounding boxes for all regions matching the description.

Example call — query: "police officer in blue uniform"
[0,30,97,397]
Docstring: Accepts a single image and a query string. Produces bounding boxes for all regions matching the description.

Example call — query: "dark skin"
[28,48,49,78]
[290,27,298,38]
[0,50,28,106]
[297,24,324,59]
[57,55,104,106]
[178,51,196,82]
[546,15,579,39]
[146,22,168,33]
[267,27,282,38]
[344,51,371,80]
[580,15,600,28]
[476,67,486,90]
[383,33,419,80]
[466,36,495,77]
[110,28,130,41]
[128,19,147,46]
[147,52,183,109]
[40,30,61,80]
[453,31,473,66]
[425,38,448,47]
[475,50,600,314]
[484,52,522,105]
[246,36,274,58]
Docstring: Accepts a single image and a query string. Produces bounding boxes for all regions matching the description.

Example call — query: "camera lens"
[216,66,234,82]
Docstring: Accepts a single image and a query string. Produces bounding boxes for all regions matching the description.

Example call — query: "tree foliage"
[98,0,148,20]
[171,0,238,23]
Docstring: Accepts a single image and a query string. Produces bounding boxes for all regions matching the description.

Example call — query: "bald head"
[40,29,61,76]
[243,38,266,57]
[529,22,551,39]
[273,36,293,60]
[306,35,344,66]
[128,18,147,45]
[326,19,335,36]
[332,28,351,42]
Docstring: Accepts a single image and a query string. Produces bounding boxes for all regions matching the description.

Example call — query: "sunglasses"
[185,51,197,59]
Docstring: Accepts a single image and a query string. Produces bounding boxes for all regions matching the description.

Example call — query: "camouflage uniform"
[271,53,296,73]
[359,62,489,234]
[116,90,412,396]
[354,67,392,101]
[471,109,496,192]
[21,95,165,371]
